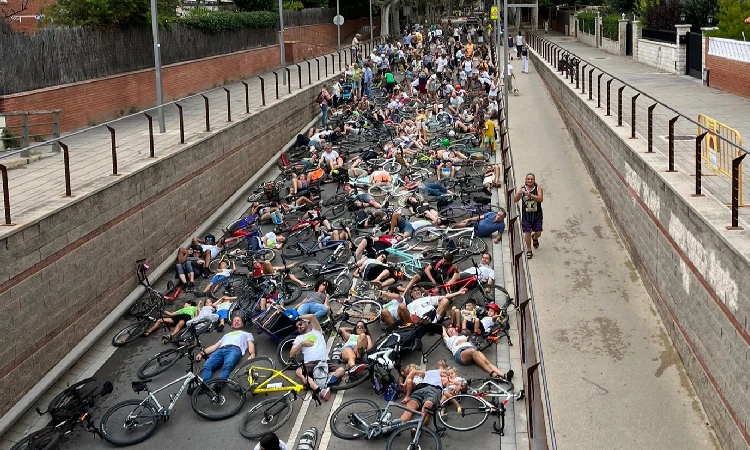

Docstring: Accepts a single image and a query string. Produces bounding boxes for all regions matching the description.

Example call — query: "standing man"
[195,315,255,381]
[362,63,373,98]
[514,173,544,259]
[521,43,529,74]
[351,33,361,61]
[505,61,516,95]
[318,84,332,127]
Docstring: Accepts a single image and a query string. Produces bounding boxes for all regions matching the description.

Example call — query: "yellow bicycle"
[230,357,315,439]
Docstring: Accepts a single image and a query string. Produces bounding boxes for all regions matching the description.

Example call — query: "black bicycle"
[11,378,113,450]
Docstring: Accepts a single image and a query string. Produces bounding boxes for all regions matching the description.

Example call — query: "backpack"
[264,182,280,201]
[246,230,263,251]
[309,168,325,182]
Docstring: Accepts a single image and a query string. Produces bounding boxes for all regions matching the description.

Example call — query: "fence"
[527,32,750,228]
[0,110,61,154]
[708,36,750,63]
[283,8,336,26]
[494,63,558,450]
[0,35,390,226]
[641,28,676,43]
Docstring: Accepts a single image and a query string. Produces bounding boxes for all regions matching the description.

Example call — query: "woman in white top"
[442,326,513,379]
[338,320,373,374]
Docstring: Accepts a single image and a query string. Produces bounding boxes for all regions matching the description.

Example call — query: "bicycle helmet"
[487,303,501,312]
[204,234,216,244]
[448,130,456,137]
[441,138,450,146]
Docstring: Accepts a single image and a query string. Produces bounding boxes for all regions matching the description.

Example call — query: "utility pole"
[278,0,286,85]
[336,0,341,52]
[150,0,165,133]
[503,0,509,130]
[369,0,374,41]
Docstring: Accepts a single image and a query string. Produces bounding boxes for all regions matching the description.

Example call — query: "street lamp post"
[150,0,165,133]
[279,0,286,85]
[503,0,509,129]
[369,0,374,41]
[337,0,341,52]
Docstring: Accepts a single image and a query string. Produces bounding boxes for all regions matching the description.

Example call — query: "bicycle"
[406,260,512,308]
[413,226,487,255]
[329,398,444,450]
[11,378,113,450]
[136,324,208,379]
[230,357,321,439]
[98,348,246,446]
[436,377,524,435]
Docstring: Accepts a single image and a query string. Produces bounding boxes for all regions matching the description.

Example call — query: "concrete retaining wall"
[637,39,683,74]
[0,80,323,416]
[578,29,597,48]
[530,49,750,450]
[601,36,621,56]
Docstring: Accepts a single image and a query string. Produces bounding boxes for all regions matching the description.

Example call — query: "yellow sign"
[697,114,745,205]
[491,6,498,20]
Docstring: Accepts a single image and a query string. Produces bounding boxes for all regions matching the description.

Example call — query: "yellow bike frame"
[246,365,304,395]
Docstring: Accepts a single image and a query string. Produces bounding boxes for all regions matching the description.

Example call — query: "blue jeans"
[297,302,328,319]
[202,346,242,381]
[423,183,448,196]
[363,82,372,98]
[321,104,329,126]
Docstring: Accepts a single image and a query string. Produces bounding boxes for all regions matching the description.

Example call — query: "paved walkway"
[0,44,362,235]
[506,52,720,450]
[531,32,750,228]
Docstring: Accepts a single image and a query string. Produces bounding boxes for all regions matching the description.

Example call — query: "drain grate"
[660,135,697,141]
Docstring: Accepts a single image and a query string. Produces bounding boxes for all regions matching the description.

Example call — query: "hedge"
[602,14,620,41]
[181,9,279,33]
[578,12,596,35]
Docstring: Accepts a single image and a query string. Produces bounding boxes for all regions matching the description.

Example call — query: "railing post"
[606,79,613,116]
[52,111,61,152]
[60,142,72,197]
[597,73,603,108]
[243,81,252,111]
[176,104,185,144]
[21,113,29,148]
[630,94,640,139]
[647,104,656,152]
[0,164,11,225]
[105,125,118,175]
[694,132,708,197]
[576,61,580,89]
[306,60,311,85]
[285,68,292,94]
[324,55,329,77]
[617,86,624,126]
[728,154,747,230]
[144,113,155,158]
[588,68,593,100]
[273,72,280,99]
[201,94,210,132]
[224,88,232,122]
[296,63,302,90]
[316,59,321,80]
[668,116,678,172]
[581,64,588,93]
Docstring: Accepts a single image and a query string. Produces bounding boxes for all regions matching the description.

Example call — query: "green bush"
[234,0,275,12]
[181,8,279,33]
[1,129,20,149]
[302,0,327,7]
[43,0,179,28]
[578,12,596,35]
[283,1,305,10]
[602,14,620,40]
[705,0,750,40]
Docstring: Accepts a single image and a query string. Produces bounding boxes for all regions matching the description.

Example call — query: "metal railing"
[527,32,750,230]
[496,78,558,450]
[1,110,61,155]
[0,35,389,227]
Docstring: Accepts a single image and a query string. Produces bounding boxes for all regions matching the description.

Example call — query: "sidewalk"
[533,33,750,228]
[0,43,369,234]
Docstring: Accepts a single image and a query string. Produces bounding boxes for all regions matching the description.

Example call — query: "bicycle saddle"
[132,381,151,393]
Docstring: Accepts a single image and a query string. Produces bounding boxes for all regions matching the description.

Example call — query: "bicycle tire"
[191,378,246,421]
[469,285,511,309]
[368,183,392,198]
[329,398,381,440]
[280,280,303,305]
[137,349,182,379]
[126,295,159,319]
[438,205,471,220]
[323,203,348,220]
[99,399,159,446]
[331,273,354,298]
[436,394,491,431]
[344,299,382,325]
[10,426,62,450]
[458,235,487,255]
[276,336,302,369]
[230,356,276,393]
[386,423,442,450]
[281,241,308,259]
[286,227,314,246]
[239,396,293,439]
[209,255,229,273]
[330,365,371,391]
[112,321,150,347]
[322,193,348,206]
[47,376,99,420]
[254,249,275,262]
[210,276,247,299]
[291,263,323,280]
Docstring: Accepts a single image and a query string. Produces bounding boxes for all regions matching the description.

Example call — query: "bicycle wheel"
[230,356,276,393]
[137,349,182,379]
[331,273,353,298]
[112,321,150,347]
[469,285,512,309]
[437,394,491,431]
[239,396,293,439]
[210,276,247,299]
[127,295,159,319]
[48,377,99,420]
[344,299,382,325]
[383,161,402,174]
[414,227,443,243]
[386,423,441,450]
[191,378,246,420]
[209,256,228,273]
[99,400,159,446]
[10,426,62,450]
[368,183,392,199]
[470,160,490,176]
[281,241,308,259]
[329,398,381,440]
[286,227,314,246]
[280,280,303,305]
[291,263,322,280]
[458,235,487,255]
[254,249,276,262]
[323,203,348,219]
[276,335,302,369]
[322,193,348,207]
[438,205,471,220]
[330,364,371,391]
[467,377,514,394]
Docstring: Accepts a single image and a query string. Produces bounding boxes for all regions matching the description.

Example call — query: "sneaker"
[318,388,331,402]
[349,364,367,375]
[505,369,514,381]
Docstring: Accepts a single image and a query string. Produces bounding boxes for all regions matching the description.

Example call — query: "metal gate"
[686,32,702,78]
[626,22,633,56]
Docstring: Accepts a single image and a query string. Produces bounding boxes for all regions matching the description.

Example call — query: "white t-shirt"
[201,244,221,259]
[463,60,473,72]
[407,295,441,318]
[342,333,360,349]
[220,330,254,355]
[216,268,231,277]
[461,265,496,283]
[444,334,474,353]
[216,301,232,311]
[384,295,404,317]
[293,330,328,362]
[436,57,446,72]
[480,316,496,329]
[422,369,444,387]
[321,150,340,162]
[506,63,513,77]
[516,35,524,46]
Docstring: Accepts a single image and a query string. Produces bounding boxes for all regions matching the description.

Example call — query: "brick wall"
[0,77,325,418]
[531,49,750,450]
[3,0,44,33]
[704,40,750,99]
[637,39,683,74]
[0,20,368,133]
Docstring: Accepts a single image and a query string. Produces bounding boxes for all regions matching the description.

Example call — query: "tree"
[708,0,750,39]
[683,0,718,30]
[43,0,179,27]
[2,0,30,19]
[234,0,275,12]
[640,0,681,30]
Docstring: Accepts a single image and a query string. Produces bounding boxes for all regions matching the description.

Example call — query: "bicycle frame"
[247,367,304,395]
[135,371,202,415]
